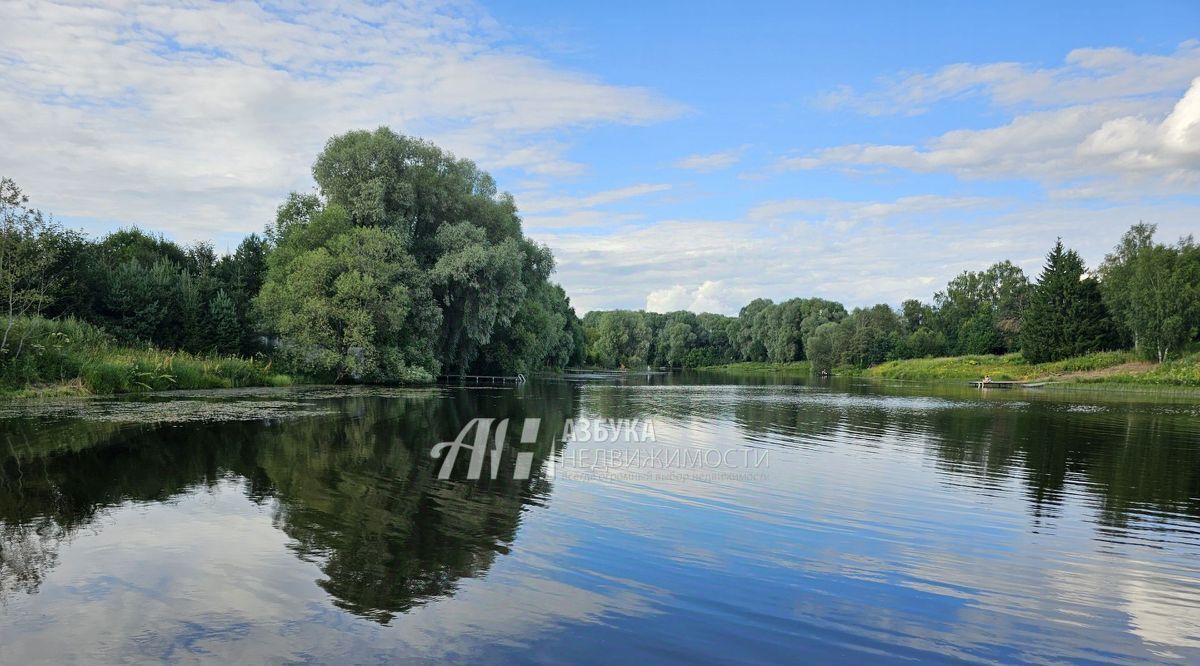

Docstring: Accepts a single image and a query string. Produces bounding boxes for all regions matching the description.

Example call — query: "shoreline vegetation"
[2,130,586,397]
[702,350,1200,388]
[577,226,1198,390]
[3,131,1198,398]
[4,316,1198,398]
[1,317,292,398]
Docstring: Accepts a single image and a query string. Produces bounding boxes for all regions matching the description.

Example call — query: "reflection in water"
[0,383,577,623]
[1,376,1199,663]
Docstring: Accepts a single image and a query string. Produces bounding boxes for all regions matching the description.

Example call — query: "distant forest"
[3,129,1197,382]
[580,227,1200,372]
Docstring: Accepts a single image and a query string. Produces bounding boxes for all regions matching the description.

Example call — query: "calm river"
[1,376,1199,664]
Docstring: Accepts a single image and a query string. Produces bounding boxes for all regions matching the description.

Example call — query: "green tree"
[933,261,1029,354]
[1100,224,1200,362]
[900,299,935,332]
[475,282,581,374]
[805,322,840,374]
[735,298,773,361]
[215,234,269,353]
[590,311,652,367]
[957,312,1006,355]
[312,128,522,264]
[897,326,946,358]
[1022,240,1114,363]
[207,290,241,354]
[256,210,439,382]
[0,178,61,359]
[661,320,697,368]
[837,304,904,368]
[429,223,527,373]
[306,128,577,375]
[696,312,737,364]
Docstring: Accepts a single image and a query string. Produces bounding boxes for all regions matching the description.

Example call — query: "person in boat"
[982,374,992,384]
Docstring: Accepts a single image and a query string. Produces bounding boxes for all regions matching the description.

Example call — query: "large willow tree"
[256,128,581,381]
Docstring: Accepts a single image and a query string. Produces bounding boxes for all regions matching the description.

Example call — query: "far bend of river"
[2,375,1200,664]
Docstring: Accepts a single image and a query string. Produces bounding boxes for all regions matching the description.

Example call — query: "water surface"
[2,377,1199,664]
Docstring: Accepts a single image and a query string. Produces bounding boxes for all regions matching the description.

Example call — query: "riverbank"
[865,350,1200,386]
[701,350,1200,387]
[700,361,813,375]
[1,317,293,397]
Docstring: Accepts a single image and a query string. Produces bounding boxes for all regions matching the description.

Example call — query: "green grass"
[1,316,294,396]
[1074,351,1200,386]
[864,349,1200,387]
[696,348,1200,387]
[863,351,1137,381]
[700,361,813,374]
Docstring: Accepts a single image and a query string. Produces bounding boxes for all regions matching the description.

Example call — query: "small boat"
[969,380,1018,388]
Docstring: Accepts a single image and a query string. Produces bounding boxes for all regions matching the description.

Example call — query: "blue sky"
[2,1,1198,313]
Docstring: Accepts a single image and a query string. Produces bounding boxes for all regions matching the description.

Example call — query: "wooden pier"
[968,380,1045,389]
[439,373,526,384]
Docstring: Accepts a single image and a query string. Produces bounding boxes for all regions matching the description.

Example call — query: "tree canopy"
[1021,240,1115,363]
[579,229,1197,373]
[255,128,580,380]
[1100,224,1200,362]
[1,129,582,382]
[3,141,1195,384]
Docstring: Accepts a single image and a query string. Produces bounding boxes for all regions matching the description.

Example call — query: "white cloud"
[816,41,1200,115]
[672,149,743,172]
[520,209,645,230]
[535,197,1200,314]
[794,43,1200,199]
[517,183,672,231]
[645,281,750,314]
[518,183,673,214]
[747,195,996,224]
[0,0,684,241]
[1079,77,1200,172]
[783,79,1200,194]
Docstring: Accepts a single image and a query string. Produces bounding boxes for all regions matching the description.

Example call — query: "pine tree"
[207,290,241,355]
[1022,240,1114,363]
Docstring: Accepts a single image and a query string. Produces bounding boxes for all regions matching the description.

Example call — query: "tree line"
[4,127,1196,382]
[581,227,1200,372]
[0,128,584,383]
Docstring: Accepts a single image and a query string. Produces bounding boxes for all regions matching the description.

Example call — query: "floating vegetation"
[0,398,336,424]
[0,385,444,423]
[145,385,446,400]
[1061,404,1107,414]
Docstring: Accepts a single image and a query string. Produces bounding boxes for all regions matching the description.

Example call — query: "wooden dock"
[968,380,1019,388]
[439,373,526,384]
[968,380,1048,389]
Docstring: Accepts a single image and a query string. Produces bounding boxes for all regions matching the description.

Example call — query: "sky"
[2,0,1199,314]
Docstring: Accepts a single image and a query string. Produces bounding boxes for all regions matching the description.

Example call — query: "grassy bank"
[863,351,1134,381]
[700,361,813,374]
[700,350,1200,387]
[866,350,1200,386]
[1,317,293,397]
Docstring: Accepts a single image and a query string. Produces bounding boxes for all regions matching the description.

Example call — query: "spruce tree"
[1022,240,1114,363]
[207,290,241,355]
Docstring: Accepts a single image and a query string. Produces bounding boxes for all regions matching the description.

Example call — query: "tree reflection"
[0,383,579,622]
[579,376,1200,532]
